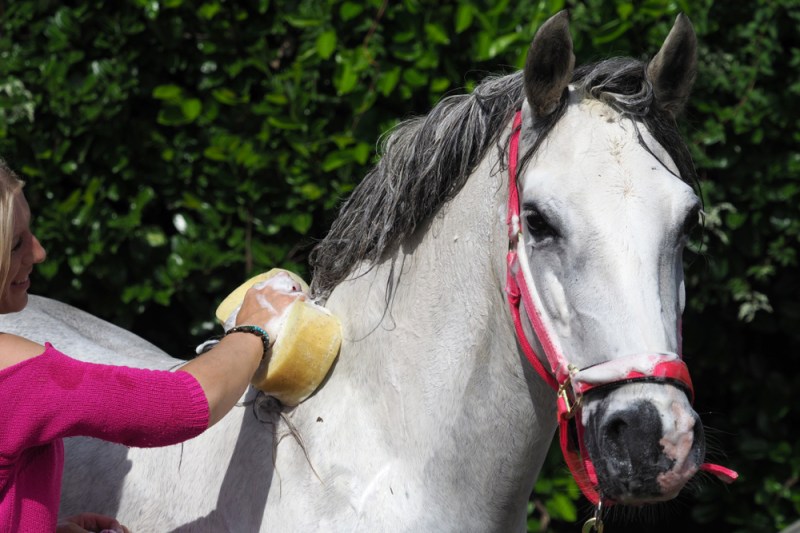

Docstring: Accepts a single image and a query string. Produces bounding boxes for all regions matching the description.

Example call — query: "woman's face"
[0,192,46,314]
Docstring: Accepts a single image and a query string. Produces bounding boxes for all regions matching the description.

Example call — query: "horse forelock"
[571,58,698,187]
[309,57,697,300]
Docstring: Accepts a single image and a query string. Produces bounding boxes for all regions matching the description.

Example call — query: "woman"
[0,159,302,532]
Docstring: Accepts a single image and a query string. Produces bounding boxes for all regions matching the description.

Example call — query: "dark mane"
[308,72,525,297]
[309,57,696,298]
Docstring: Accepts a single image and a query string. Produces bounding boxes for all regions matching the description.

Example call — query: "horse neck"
[293,147,557,526]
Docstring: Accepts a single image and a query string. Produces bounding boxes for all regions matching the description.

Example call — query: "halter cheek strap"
[504,110,737,507]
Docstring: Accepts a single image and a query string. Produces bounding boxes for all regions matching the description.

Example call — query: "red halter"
[504,110,737,506]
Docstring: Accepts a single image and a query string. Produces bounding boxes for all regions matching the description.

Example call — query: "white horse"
[0,11,717,531]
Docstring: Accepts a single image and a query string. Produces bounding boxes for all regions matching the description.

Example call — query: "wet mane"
[309,57,696,298]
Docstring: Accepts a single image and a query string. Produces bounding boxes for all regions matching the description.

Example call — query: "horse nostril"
[601,406,654,446]
[605,417,629,442]
[596,401,666,468]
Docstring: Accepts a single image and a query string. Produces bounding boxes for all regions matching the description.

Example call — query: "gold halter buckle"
[558,365,581,419]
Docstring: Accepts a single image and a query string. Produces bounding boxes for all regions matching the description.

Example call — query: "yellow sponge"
[215,269,342,406]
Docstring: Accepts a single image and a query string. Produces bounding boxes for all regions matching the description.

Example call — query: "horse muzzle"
[581,382,705,504]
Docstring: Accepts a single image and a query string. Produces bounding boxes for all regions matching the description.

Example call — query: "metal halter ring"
[582,499,605,533]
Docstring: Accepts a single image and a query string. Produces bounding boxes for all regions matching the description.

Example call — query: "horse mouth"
[582,389,706,505]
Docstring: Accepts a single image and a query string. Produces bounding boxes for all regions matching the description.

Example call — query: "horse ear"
[647,13,697,117]
[524,10,575,118]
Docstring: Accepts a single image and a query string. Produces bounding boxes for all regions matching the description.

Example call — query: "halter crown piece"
[504,111,737,508]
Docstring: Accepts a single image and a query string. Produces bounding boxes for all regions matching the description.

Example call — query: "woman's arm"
[0,278,303,452]
[179,333,263,428]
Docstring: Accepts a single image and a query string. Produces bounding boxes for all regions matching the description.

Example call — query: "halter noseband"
[504,110,737,507]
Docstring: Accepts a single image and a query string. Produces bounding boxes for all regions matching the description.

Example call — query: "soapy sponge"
[215,269,342,406]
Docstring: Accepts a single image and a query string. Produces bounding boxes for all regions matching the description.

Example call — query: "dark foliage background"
[1,0,797,530]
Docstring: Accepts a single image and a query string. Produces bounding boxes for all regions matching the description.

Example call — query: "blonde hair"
[0,158,25,293]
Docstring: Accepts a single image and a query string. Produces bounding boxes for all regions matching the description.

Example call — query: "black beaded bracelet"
[225,325,271,359]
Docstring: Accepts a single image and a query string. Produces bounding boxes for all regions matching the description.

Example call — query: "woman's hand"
[57,513,130,533]
[235,272,306,342]
[182,272,307,427]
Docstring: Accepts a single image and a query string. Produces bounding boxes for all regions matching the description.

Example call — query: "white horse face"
[518,12,703,504]
[518,97,703,503]
[520,97,699,362]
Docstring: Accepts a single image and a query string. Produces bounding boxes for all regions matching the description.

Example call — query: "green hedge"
[1,1,798,531]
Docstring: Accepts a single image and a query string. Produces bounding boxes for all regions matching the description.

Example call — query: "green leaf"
[340,2,363,21]
[455,4,473,33]
[617,2,634,20]
[378,67,401,96]
[402,68,427,88]
[425,23,450,45]
[431,77,450,92]
[352,142,371,165]
[547,493,577,521]
[284,15,322,28]
[181,98,202,122]
[203,146,227,161]
[299,183,324,200]
[267,116,303,130]
[291,213,313,234]
[316,30,337,59]
[212,88,244,105]
[152,84,183,100]
[322,150,353,171]
[264,93,288,105]
[145,228,167,246]
[60,161,78,174]
[335,62,359,95]
[486,33,520,59]
[392,30,416,44]
[592,20,633,45]
[198,2,221,20]
[726,211,748,230]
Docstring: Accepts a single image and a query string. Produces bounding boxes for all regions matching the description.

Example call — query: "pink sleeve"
[0,343,209,456]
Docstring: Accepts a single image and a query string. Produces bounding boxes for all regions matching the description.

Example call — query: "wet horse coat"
[0,12,717,531]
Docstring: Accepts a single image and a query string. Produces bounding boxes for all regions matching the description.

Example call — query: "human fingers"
[56,522,87,533]
[58,513,129,533]
[236,278,306,328]
[236,292,306,342]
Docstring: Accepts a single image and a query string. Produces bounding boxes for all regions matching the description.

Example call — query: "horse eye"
[524,208,559,242]
[681,206,701,237]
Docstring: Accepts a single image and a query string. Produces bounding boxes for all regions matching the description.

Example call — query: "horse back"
[0,294,179,369]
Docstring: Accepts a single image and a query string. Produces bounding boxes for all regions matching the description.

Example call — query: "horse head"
[516,11,706,504]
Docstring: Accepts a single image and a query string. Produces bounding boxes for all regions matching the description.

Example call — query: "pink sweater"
[0,343,209,532]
